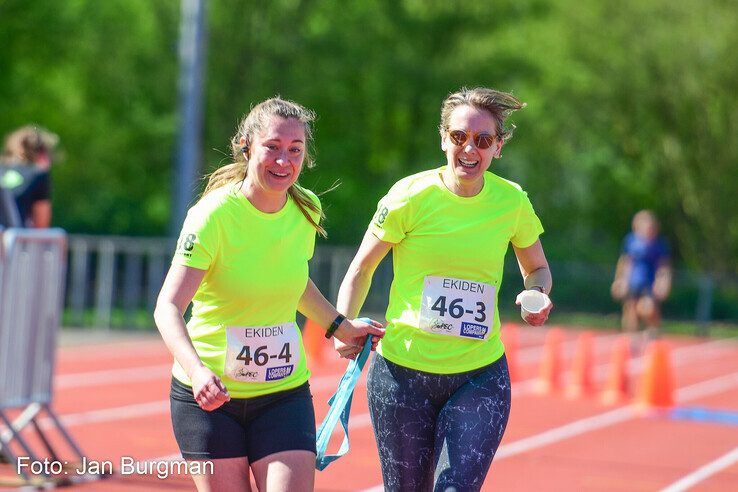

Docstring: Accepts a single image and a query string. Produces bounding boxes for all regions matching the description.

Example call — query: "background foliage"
[2,0,737,273]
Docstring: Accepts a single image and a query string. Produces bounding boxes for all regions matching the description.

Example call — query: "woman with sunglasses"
[155,97,384,492]
[335,87,553,491]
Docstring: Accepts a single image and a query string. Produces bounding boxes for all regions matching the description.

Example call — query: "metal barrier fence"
[62,234,738,332]
[66,234,175,329]
[0,228,85,485]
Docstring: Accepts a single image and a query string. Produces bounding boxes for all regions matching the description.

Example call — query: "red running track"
[1,325,738,491]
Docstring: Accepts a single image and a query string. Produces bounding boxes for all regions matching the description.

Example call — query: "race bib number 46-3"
[224,322,301,383]
[419,276,495,340]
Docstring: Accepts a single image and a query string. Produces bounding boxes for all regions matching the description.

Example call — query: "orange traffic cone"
[566,331,595,399]
[501,324,520,382]
[535,328,564,394]
[303,318,326,368]
[636,340,675,411]
[600,336,631,405]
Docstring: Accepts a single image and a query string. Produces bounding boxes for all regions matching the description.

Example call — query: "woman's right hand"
[334,317,385,352]
[190,365,230,412]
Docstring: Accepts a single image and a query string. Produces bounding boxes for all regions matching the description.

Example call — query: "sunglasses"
[447,129,498,150]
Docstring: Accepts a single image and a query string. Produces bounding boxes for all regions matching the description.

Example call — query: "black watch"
[325,314,346,339]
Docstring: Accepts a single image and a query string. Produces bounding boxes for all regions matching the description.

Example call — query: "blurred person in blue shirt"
[611,210,672,339]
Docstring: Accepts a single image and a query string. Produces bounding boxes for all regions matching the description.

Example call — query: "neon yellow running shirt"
[369,168,543,374]
[170,185,319,398]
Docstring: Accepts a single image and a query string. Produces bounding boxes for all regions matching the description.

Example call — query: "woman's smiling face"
[244,116,306,196]
[441,105,502,187]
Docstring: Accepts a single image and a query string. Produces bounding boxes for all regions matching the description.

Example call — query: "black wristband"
[325,314,346,339]
[530,286,546,294]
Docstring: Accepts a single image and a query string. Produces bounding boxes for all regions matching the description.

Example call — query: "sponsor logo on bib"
[460,322,488,339]
[266,365,294,381]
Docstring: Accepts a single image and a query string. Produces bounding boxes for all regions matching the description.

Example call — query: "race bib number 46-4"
[224,322,301,383]
[419,276,495,340]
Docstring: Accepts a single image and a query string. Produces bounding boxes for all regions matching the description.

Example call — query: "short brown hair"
[439,87,526,143]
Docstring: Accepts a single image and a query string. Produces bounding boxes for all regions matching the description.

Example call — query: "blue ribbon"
[315,329,373,471]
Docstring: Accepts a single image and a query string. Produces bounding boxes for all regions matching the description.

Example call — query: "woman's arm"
[154,263,230,411]
[336,230,393,318]
[653,259,672,301]
[326,231,392,358]
[298,278,385,351]
[611,254,631,301]
[31,199,51,228]
[512,239,553,326]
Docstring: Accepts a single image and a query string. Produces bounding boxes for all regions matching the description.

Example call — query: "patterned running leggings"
[367,353,511,492]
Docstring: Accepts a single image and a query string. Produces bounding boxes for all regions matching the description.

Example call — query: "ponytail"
[202,162,247,198]
[289,184,327,238]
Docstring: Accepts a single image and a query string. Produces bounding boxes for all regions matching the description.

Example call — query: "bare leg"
[637,296,661,341]
[621,299,639,333]
[251,450,315,492]
[191,457,250,492]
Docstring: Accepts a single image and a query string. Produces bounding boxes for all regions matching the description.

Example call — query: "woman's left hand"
[334,337,363,360]
[515,290,553,326]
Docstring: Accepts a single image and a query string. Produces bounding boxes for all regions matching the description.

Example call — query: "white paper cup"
[520,290,547,319]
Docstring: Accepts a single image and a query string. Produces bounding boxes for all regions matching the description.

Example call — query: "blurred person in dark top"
[0,125,58,228]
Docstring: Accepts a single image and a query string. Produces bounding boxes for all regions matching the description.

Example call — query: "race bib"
[224,322,301,383]
[419,276,495,340]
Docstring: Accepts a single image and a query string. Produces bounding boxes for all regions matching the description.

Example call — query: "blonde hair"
[203,97,326,237]
[439,87,526,142]
[2,125,59,165]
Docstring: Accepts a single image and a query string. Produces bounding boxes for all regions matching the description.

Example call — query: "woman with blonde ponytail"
[155,97,385,492]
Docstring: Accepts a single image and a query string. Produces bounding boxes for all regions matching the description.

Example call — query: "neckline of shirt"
[434,167,491,203]
[230,184,293,220]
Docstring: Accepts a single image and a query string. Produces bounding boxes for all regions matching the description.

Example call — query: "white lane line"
[55,365,173,388]
[660,446,738,492]
[58,401,170,428]
[52,365,730,441]
[48,328,616,390]
[54,364,345,391]
[40,330,654,391]
[360,368,738,456]
[39,338,734,432]
[495,405,635,459]
[676,371,738,401]
[36,373,355,431]
[57,340,167,359]
[53,334,734,392]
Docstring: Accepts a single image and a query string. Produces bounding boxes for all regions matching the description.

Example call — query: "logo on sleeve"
[176,233,196,258]
[373,205,389,227]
